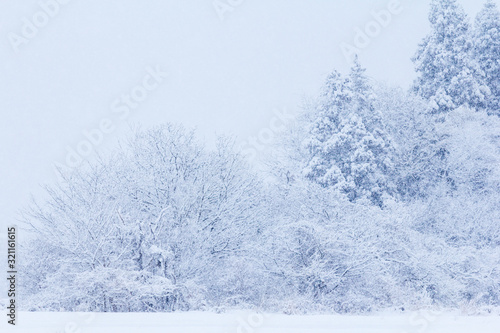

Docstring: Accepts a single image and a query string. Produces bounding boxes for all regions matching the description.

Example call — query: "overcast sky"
[0,0,497,228]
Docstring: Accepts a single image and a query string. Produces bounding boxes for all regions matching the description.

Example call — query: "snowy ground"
[2,311,500,333]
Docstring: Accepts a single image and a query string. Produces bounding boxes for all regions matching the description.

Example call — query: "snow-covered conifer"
[413,0,490,113]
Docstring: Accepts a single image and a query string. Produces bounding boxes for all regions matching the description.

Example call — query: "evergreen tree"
[474,0,500,116]
[412,0,490,113]
[303,58,395,207]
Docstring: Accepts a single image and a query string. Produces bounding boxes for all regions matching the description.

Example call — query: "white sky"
[0,0,497,227]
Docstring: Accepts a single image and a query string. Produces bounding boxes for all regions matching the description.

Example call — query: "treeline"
[21,0,500,313]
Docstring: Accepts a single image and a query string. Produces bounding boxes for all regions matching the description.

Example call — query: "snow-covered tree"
[413,0,490,113]
[260,178,439,313]
[22,124,264,311]
[374,85,448,200]
[303,58,395,206]
[474,0,500,116]
[436,106,500,199]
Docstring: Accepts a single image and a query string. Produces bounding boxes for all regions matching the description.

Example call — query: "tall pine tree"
[412,0,490,113]
[474,0,500,116]
[303,58,395,207]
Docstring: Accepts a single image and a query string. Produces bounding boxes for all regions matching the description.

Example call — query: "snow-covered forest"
[21,0,500,314]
